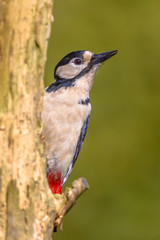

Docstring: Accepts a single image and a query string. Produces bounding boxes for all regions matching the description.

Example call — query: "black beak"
[91,50,118,65]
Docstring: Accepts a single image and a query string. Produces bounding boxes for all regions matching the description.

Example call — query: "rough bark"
[0,1,55,239]
[0,1,89,239]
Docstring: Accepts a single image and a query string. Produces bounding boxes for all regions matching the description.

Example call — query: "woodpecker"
[41,50,118,194]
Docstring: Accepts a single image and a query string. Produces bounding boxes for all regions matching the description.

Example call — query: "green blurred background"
[44,0,160,239]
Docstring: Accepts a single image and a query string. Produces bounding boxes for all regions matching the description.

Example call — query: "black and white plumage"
[63,113,90,185]
[41,50,118,194]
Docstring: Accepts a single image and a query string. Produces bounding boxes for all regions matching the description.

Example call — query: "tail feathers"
[47,171,62,194]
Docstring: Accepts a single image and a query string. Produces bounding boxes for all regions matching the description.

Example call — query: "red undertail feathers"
[47,171,62,194]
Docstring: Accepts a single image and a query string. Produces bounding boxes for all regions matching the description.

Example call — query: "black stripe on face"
[54,60,93,81]
[46,61,94,93]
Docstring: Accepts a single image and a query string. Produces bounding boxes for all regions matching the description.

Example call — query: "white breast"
[41,88,91,178]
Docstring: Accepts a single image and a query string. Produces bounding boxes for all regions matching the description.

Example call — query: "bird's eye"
[73,58,82,65]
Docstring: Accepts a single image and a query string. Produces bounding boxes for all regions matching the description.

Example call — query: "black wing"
[72,114,90,166]
[62,114,90,185]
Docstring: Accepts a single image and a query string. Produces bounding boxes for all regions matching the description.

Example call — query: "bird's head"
[47,50,118,93]
[54,50,117,80]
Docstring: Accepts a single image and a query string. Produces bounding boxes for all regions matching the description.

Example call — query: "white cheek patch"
[56,64,81,79]
[56,62,88,79]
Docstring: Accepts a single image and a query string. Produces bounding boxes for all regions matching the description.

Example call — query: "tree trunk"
[0,1,89,239]
[0,1,55,239]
